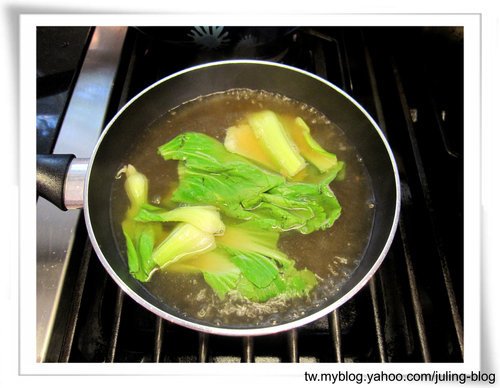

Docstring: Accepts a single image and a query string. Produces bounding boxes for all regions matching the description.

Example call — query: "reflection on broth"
[110,89,375,328]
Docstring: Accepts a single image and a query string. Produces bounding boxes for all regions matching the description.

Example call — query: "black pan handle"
[37,154,75,211]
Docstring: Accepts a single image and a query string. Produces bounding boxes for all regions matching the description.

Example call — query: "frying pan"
[37,60,400,336]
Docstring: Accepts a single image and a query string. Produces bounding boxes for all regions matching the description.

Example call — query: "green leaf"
[203,269,241,300]
[281,266,318,297]
[227,249,279,288]
[246,110,306,177]
[284,116,339,173]
[158,132,342,234]
[119,164,149,218]
[123,225,155,282]
[138,225,156,274]
[135,205,225,235]
[237,266,318,302]
[265,182,342,234]
[237,275,287,302]
[290,161,345,186]
[224,123,280,171]
[123,230,140,274]
[159,132,285,219]
[216,222,291,266]
[223,112,346,183]
[160,222,316,302]
[166,248,243,300]
[168,249,238,274]
[151,223,216,269]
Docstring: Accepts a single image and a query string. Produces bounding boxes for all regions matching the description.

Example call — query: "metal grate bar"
[392,60,464,357]
[303,28,346,90]
[106,288,124,362]
[399,183,432,362]
[287,329,299,363]
[363,42,388,134]
[312,38,328,81]
[198,333,209,363]
[362,32,400,363]
[364,38,432,361]
[340,30,354,93]
[368,277,387,362]
[429,93,460,158]
[242,336,254,363]
[58,238,93,362]
[153,317,164,363]
[439,259,464,355]
[378,253,415,360]
[328,311,343,362]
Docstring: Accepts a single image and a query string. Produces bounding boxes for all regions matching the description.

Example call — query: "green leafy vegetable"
[283,116,339,173]
[246,110,306,177]
[216,221,289,265]
[163,223,318,302]
[203,269,241,300]
[216,222,317,301]
[158,132,341,234]
[263,182,342,233]
[119,166,221,280]
[122,221,160,281]
[237,265,317,302]
[135,204,225,235]
[282,116,346,183]
[123,230,140,274]
[119,164,161,281]
[118,164,149,217]
[227,250,279,288]
[151,222,216,269]
[224,123,279,171]
[169,248,242,299]
[158,132,284,211]
[168,248,237,273]
[120,107,346,304]
[224,112,345,184]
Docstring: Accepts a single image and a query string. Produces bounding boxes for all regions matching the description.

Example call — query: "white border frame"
[19,13,482,383]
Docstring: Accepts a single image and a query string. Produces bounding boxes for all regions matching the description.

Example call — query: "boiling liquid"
[110,89,375,328]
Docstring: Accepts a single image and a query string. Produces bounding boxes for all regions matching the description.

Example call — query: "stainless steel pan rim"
[83,59,401,336]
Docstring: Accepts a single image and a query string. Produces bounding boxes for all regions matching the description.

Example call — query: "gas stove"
[36,26,463,363]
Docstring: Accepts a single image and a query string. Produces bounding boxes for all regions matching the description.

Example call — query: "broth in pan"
[110,89,375,327]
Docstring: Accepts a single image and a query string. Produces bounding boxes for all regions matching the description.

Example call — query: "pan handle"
[37,154,89,210]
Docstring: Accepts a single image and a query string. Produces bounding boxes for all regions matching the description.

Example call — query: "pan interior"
[87,62,398,333]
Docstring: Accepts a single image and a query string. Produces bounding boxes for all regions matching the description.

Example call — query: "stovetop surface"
[37,26,464,363]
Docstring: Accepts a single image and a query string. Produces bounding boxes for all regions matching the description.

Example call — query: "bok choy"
[158,132,341,234]
[119,164,160,281]
[168,223,318,302]
[120,108,345,304]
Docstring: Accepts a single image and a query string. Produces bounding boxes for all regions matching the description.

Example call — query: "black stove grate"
[43,26,464,363]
